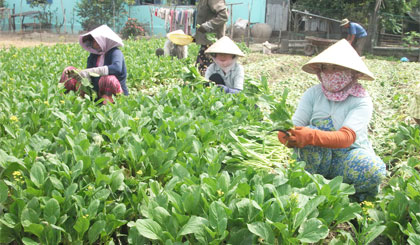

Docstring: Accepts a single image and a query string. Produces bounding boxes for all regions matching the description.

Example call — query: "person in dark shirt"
[195,0,228,75]
[59,25,128,104]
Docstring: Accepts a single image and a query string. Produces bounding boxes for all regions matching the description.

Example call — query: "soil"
[0,31,79,48]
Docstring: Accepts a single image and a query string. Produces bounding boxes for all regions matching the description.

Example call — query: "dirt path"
[0,31,79,48]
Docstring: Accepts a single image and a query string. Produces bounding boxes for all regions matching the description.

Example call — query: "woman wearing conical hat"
[204,36,245,94]
[59,25,128,104]
[277,39,386,201]
[160,30,191,59]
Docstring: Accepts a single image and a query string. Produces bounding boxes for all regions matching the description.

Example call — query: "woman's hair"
[82,35,94,47]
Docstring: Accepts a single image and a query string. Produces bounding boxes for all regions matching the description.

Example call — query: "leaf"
[408,232,420,245]
[133,219,162,240]
[30,162,46,188]
[73,216,89,238]
[21,208,40,226]
[22,237,39,245]
[88,220,106,244]
[178,216,209,236]
[24,223,44,238]
[172,163,190,179]
[94,155,110,170]
[0,180,8,203]
[110,171,124,192]
[48,177,64,191]
[335,203,362,224]
[87,199,100,217]
[44,198,60,225]
[293,196,325,230]
[93,189,111,201]
[247,222,275,244]
[64,183,78,198]
[0,213,17,228]
[297,218,329,243]
[112,203,126,220]
[0,149,24,169]
[363,225,386,244]
[209,201,228,234]
[237,182,251,197]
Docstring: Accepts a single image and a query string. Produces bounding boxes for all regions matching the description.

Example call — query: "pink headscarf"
[318,70,368,101]
[79,25,123,66]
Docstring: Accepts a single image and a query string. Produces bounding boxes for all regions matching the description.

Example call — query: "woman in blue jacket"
[60,25,128,104]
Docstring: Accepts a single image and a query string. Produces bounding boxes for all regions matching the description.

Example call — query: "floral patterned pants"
[196,45,212,76]
[295,118,386,201]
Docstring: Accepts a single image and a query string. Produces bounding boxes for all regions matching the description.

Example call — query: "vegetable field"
[1,38,420,244]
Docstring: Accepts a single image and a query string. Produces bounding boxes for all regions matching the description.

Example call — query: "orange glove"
[278,126,356,148]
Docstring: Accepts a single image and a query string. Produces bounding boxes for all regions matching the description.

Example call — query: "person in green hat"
[204,36,245,94]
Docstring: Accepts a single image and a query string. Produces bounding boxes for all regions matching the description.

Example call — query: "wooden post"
[226,3,243,39]
[60,0,66,34]
[366,0,382,52]
[149,6,154,36]
[246,0,253,47]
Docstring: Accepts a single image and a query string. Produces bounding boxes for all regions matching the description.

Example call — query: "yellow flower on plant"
[133,117,139,121]
[88,185,93,190]
[44,101,49,106]
[217,189,224,196]
[12,171,21,177]
[361,201,374,208]
[12,171,23,181]
[60,100,65,104]
[136,170,143,176]
[10,115,18,122]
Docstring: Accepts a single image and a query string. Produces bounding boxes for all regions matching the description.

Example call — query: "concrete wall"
[4,0,266,35]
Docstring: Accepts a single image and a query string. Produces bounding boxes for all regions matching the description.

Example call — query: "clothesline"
[149,6,197,35]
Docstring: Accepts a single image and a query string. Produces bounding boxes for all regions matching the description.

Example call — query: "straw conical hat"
[204,36,245,57]
[167,30,193,46]
[302,39,374,80]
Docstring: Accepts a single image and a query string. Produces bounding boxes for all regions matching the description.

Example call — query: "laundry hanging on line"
[150,6,197,35]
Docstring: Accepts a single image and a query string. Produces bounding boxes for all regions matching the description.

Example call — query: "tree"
[28,0,55,29]
[292,0,420,33]
[75,0,127,31]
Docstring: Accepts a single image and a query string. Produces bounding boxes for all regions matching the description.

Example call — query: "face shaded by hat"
[79,25,123,55]
[204,36,245,57]
[301,39,374,81]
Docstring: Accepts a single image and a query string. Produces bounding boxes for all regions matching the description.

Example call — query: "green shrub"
[75,0,126,31]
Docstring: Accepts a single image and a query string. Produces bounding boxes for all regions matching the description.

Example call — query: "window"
[27,0,52,4]
[134,0,195,5]
[134,0,161,4]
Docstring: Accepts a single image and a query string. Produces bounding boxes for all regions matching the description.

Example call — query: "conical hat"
[79,25,123,54]
[167,30,193,46]
[204,36,245,57]
[302,39,374,80]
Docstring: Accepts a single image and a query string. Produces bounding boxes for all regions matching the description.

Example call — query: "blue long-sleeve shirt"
[87,47,129,95]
